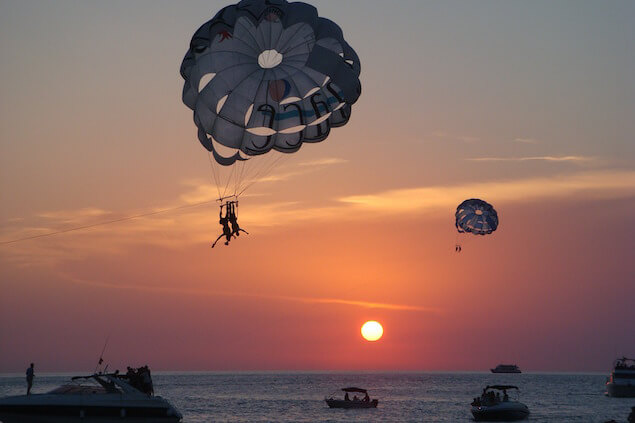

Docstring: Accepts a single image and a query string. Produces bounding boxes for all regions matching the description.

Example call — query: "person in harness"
[227,201,249,238]
[211,202,233,248]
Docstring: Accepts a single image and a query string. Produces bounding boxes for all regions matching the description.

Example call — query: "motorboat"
[471,385,529,421]
[606,357,635,398]
[0,370,182,423]
[325,387,378,409]
[490,364,521,374]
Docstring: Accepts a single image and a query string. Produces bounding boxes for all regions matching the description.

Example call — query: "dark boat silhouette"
[471,385,529,421]
[606,357,635,398]
[491,364,521,373]
[325,387,378,409]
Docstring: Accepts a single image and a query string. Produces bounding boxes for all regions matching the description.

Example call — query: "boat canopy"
[484,385,519,391]
[342,387,367,393]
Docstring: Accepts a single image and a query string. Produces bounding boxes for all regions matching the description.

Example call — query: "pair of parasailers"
[212,201,248,248]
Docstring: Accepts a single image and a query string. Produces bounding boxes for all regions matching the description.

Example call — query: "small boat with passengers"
[325,387,378,409]
[0,367,182,423]
[471,385,529,421]
[606,357,635,398]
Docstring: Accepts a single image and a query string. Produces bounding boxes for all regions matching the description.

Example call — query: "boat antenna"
[95,335,110,374]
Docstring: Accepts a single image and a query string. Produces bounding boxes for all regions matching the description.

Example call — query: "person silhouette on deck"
[212,203,233,248]
[26,363,34,395]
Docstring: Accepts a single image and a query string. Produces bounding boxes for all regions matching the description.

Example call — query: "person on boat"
[344,392,350,401]
[487,390,496,405]
[496,392,501,402]
[353,395,359,401]
[139,365,153,395]
[26,363,34,395]
[228,201,248,237]
[363,393,370,402]
[125,367,138,389]
[212,203,233,248]
[503,390,509,402]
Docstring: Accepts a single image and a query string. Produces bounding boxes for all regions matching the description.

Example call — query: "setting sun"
[361,321,383,341]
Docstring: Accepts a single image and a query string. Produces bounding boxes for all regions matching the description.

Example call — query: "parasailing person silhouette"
[179,0,362,247]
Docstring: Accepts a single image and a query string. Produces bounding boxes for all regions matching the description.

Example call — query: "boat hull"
[490,369,521,374]
[0,414,180,423]
[471,403,529,421]
[0,394,182,423]
[325,399,378,409]
[606,382,635,398]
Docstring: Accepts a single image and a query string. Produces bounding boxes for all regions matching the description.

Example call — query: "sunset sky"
[1,0,634,373]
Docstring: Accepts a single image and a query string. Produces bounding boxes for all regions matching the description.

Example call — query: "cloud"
[61,274,437,313]
[466,156,594,163]
[339,170,635,214]
[298,157,348,166]
[178,157,348,202]
[37,207,111,221]
[3,170,633,265]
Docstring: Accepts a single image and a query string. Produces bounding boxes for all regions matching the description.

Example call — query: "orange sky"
[1,0,634,372]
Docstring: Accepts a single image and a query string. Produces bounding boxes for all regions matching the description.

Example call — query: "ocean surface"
[1,372,633,422]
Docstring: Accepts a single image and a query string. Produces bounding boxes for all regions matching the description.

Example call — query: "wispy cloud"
[61,274,437,313]
[178,157,348,203]
[38,207,111,221]
[339,170,635,214]
[466,155,594,163]
[298,157,348,167]
[3,170,633,265]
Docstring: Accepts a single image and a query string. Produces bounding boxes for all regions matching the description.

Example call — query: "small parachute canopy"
[181,0,362,166]
[455,199,499,235]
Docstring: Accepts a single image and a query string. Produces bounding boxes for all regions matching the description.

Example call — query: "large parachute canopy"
[180,0,362,170]
[455,199,499,236]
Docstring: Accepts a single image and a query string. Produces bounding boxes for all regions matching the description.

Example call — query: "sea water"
[1,372,632,422]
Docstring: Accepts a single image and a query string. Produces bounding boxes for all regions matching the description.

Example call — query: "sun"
[361,321,383,342]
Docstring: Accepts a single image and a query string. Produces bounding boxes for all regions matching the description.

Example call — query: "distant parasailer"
[454,199,499,252]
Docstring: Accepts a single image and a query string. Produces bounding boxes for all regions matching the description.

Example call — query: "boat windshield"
[47,381,118,395]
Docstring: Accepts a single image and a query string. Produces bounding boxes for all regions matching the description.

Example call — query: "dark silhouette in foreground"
[228,201,248,237]
[211,203,233,248]
[325,387,378,409]
[212,201,248,248]
[124,365,154,395]
[471,385,529,421]
[26,363,34,395]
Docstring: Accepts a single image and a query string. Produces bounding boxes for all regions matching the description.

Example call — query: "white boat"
[0,371,182,423]
[490,364,521,374]
[606,357,635,398]
[471,385,529,421]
